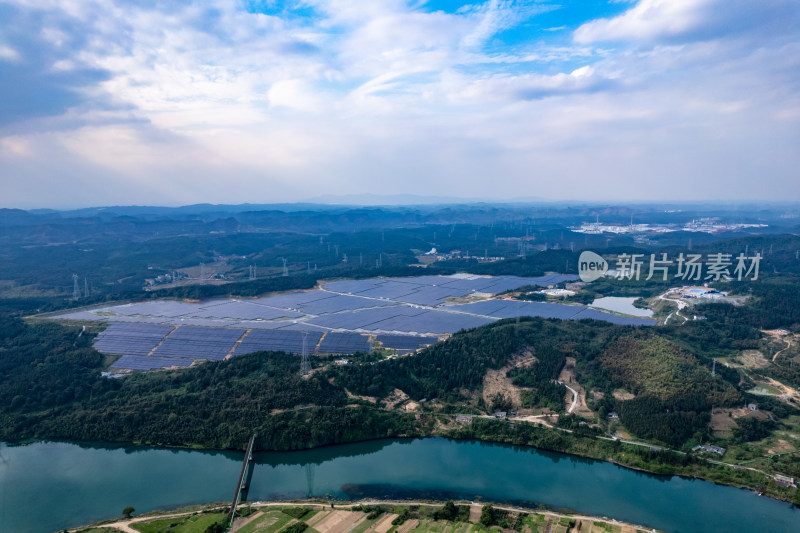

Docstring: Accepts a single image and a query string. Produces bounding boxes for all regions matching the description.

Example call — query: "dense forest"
[3,312,780,453]
[0,315,419,449]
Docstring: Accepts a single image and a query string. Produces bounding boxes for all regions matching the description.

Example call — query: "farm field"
[164,505,658,533]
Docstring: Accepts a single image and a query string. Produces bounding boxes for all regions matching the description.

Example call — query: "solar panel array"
[320,274,580,306]
[111,355,194,371]
[93,323,174,355]
[299,294,395,314]
[234,330,323,357]
[444,300,656,326]
[368,309,493,334]
[152,326,246,360]
[318,332,371,354]
[377,334,438,351]
[184,301,304,320]
[62,273,658,372]
[447,300,582,320]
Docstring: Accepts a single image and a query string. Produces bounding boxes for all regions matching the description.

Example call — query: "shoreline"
[6,433,797,508]
[66,498,663,533]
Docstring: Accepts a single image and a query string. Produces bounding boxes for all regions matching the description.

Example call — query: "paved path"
[564,383,579,414]
[658,292,688,325]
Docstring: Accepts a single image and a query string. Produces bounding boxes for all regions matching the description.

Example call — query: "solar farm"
[54,273,656,371]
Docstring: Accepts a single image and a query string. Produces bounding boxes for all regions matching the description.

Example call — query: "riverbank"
[7,414,798,507]
[67,499,663,533]
[4,438,799,533]
[436,416,800,506]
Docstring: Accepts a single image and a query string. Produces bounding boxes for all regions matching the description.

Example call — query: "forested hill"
[1,312,762,452]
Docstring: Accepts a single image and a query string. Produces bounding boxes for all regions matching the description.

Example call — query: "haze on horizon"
[1,0,799,209]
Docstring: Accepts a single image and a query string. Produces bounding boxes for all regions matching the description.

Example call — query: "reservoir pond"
[590,297,654,318]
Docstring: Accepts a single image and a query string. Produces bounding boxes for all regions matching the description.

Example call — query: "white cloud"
[0,135,32,156]
[0,0,798,206]
[268,79,325,111]
[0,44,19,61]
[574,0,800,45]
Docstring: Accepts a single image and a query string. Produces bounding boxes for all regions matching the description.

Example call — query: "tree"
[434,500,457,521]
[443,500,457,520]
[122,506,135,518]
[204,522,225,533]
[479,505,495,527]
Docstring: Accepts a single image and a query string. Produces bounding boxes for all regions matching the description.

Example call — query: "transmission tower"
[249,265,256,280]
[84,276,89,298]
[300,332,310,376]
[72,274,80,300]
[281,258,288,276]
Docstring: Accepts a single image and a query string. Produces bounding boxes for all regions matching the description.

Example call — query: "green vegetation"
[281,522,308,533]
[131,512,227,533]
[507,344,568,412]
[281,507,313,520]
[591,335,740,446]
[0,315,417,449]
[331,318,625,405]
[236,510,293,533]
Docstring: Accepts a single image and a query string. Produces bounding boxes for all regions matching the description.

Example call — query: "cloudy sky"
[1,0,798,208]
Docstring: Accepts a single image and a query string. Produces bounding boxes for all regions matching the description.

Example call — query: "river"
[1,438,797,533]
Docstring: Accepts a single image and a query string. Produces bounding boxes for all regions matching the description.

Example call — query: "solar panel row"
[234,330,323,356]
[376,334,438,350]
[168,326,246,340]
[93,323,175,355]
[111,355,194,371]
[318,332,371,354]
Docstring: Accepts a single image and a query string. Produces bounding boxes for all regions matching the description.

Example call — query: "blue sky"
[0,0,799,208]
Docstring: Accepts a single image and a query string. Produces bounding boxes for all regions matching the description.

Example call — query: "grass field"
[520,514,548,533]
[348,515,379,533]
[236,510,296,533]
[409,519,453,533]
[131,512,227,533]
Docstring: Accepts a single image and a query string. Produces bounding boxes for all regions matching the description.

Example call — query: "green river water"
[1,438,797,533]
